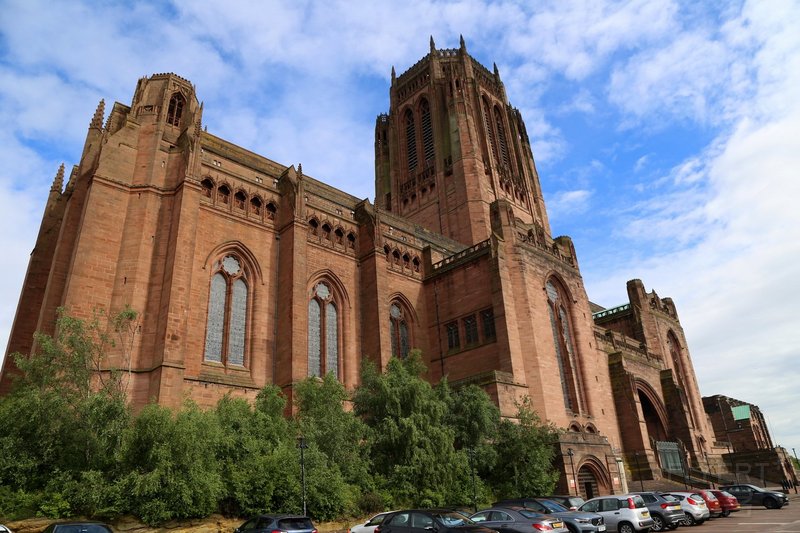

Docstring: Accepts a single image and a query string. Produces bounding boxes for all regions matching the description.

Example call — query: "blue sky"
[1,0,799,457]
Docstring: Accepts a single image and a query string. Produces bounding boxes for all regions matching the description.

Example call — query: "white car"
[1,525,13,533]
[349,512,394,533]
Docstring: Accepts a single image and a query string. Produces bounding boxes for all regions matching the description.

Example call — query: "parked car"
[471,506,569,532]
[350,512,394,533]
[235,515,317,533]
[495,496,586,512]
[662,492,710,526]
[695,489,722,517]
[503,498,606,533]
[377,509,496,533]
[42,524,113,533]
[472,505,570,533]
[709,489,740,516]
[578,494,653,533]
[718,483,789,509]
[629,492,683,531]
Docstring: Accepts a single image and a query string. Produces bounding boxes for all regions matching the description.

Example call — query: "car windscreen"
[536,500,568,513]
[277,518,314,531]
[661,494,679,502]
[432,512,473,526]
[517,510,546,519]
[55,527,112,533]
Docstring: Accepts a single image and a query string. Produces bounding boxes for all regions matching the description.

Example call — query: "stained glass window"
[203,255,249,366]
[390,302,411,359]
[405,109,418,172]
[546,278,584,413]
[481,308,496,340]
[204,273,226,362]
[228,279,247,365]
[308,299,322,377]
[308,282,339,378]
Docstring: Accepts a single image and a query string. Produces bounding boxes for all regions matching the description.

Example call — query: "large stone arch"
[576,455,613,499]
[635,379,670,443]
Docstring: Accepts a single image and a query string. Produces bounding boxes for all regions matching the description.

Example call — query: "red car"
[710,490,741,517]
[696,490,723,517]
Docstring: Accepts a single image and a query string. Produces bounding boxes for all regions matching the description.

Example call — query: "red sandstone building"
[1,38,756,496]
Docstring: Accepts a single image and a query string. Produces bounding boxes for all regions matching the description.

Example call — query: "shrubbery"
[0,311,560,525]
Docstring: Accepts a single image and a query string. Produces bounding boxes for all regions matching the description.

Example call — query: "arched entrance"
[576,457,612,499]
[636,383,669,442]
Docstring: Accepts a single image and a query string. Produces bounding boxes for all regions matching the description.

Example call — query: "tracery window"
[464,314,478,345]
[167,92,185,126]
[546,278,585,413]
[405,108,418,172]
[446,322,460,351]
[201,178,214,198]
[420,98,435,166]
[218,185,230,205]
[204,254,248,366]
[483,96,498,165]
[390,302,411,359]
[481,308,496,341]
[308,282,339,378]
[494,105,509,167]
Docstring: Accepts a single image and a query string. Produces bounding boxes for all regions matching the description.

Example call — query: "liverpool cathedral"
[2,38,794,496]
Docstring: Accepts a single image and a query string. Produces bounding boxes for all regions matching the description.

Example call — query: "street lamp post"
[297,436,308,516]
[567,448,577,495]
[633,451,645,491]
[468,447,477,512]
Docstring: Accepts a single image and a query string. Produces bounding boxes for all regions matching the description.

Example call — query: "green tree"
[215,386,291,516]
[353,352,462,507]
[118,401,223,525]
[0,308,134,518]
[487,397,560,498]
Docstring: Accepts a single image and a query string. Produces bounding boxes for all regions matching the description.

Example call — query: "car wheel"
[650,514,665,531]
[721,510,730,517]
[764,497,778,509]
[684,512,696,526]
[618,522,635,533]
[565,524,578,533]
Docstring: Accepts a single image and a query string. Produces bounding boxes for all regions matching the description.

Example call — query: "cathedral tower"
[375,37,550,246]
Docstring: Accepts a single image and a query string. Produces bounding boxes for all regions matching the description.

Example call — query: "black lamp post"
[468,447,477,512]
[633,451,645,491]
[297,436,308,516]
[567,448,577,495]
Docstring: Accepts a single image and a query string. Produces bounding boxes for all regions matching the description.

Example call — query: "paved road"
[683,493,800,532]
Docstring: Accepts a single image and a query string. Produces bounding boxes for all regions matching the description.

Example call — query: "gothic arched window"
[494,105,509,167]
[546,278,584,413]
[204,255,248,366]
[308,282,339,378]
[167,92,185,126]
[420,98,435,166]
[405,108,418,172]
[390,302,411,359]
[483,96,498,165]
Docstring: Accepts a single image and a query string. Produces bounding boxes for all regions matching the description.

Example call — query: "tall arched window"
[390,302,411,358]
[405,109,418,172]
[546,279,584,413]
[420,99,435,166]
[204,255,248,366]
[494,105,509,167]
[167,93,185,126]
[483,96,498,165]
[308,282,339,378]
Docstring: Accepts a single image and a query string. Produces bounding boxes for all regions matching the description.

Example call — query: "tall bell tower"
[375,36,550,246]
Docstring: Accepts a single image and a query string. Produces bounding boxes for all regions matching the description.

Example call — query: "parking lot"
[690,495,800,532]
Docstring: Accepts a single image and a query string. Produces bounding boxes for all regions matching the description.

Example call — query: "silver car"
[349,512,394,533]
[663,491,710,526]
[578,494,653,533]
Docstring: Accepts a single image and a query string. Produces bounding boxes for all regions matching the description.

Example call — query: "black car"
[718,484,789,509]
[628,492,683,531]
[377,509,496,533]
[236,515,318,533]
[42,523,113,533]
